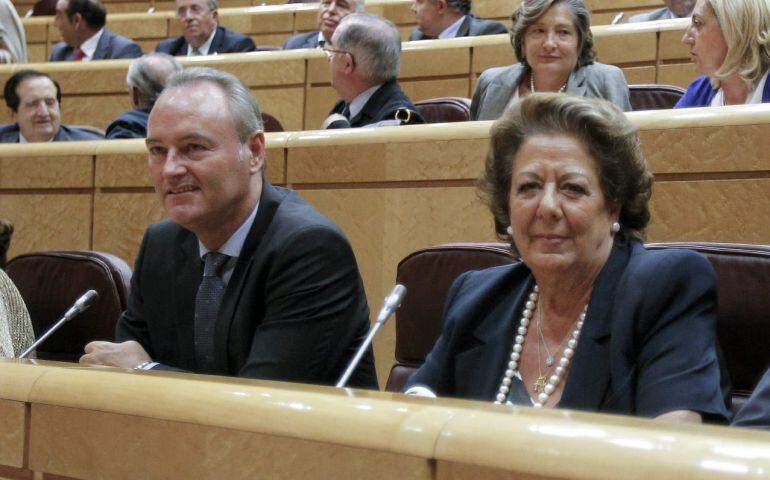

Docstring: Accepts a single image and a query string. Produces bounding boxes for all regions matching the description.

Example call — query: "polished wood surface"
[0,105,768,385]
[2,18,696,131]
[0,359,768,480]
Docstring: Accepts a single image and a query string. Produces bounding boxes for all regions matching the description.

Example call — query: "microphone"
[336,284,406,388]
[611,12,625,24]
[19,290,99,359]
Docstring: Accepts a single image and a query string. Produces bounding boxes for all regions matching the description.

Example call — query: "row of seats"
[9,240,770,412]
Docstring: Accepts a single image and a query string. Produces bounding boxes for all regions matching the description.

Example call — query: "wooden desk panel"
[0,400,26,469]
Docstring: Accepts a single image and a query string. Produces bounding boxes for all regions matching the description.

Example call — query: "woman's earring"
[506,226,513,236]
[611,222,620,234]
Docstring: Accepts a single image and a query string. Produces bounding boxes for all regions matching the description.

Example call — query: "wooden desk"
[1,104,768,384]
[0,359,769,480]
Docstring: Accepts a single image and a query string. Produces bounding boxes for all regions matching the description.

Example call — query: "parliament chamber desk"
[0,359,769,480]
[2,18,695,132]
[17,0,667,52]
[0,104,768,386]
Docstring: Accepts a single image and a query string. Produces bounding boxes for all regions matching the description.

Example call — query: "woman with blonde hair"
[677,0,770,107]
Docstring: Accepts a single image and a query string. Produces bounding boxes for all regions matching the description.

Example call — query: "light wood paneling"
[0,400,26,469]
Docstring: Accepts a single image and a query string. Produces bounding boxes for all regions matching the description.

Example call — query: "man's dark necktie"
[194,252,229,373]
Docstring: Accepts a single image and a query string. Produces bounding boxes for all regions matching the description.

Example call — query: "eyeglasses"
[322,46,355,66]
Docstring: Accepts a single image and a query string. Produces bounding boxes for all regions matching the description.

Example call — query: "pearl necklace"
[530,72,568,94]
[494,285,587,408]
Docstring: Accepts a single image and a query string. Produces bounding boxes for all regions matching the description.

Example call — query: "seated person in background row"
[1,70,104,143]
[323,13,424,128]
[628,0,694,23]
[408,0,507,41]
[50,0,142,61]
[81,67,377,389]
[283,0,362,50]
[471,0,630,121]
[676,0,770,108]
[732,368,770,430]
[156,0,256,56]
[106,53,183,139]
[405,94,730,423]
[0,0,28,63]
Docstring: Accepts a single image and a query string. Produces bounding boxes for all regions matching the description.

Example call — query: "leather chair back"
[647,243,770,413]
[262,112,284,132]
[385,243,516,392]
[387,242,770,415]
[413,97,472,124]
[6,251,132,362]
[629,84,686,110]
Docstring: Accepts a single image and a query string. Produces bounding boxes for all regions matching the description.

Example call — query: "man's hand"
[80,340,151,368]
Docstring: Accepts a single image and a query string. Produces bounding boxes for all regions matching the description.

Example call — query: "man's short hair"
[445,0,471,15]
[127,53,183,108]
[163,67,263,142]
[334,13,401,85]
[3,70,62,113]
[65,0,107,30]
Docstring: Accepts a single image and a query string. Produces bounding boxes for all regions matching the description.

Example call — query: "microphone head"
[385,284,406,309]
[75,289,99,312]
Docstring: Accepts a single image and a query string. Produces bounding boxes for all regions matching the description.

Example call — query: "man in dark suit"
[1,70,103,143]
[106,53,182,139]
[156,0,255,56]
[323,13,424,129]
[50,0,142,61]
[81,67,376,389]
[282,0,362,50]
[408,0,506,41]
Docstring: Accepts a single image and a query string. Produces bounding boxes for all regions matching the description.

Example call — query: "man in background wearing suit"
[323,13,424,129]
[408,0,506,41]
[50,0,142,61]
[282,0,362,50]
[156,0,256,56]
[81,67,377,389]
[106,53,182,139]
[0,70,103,142]
[628,0,694,23]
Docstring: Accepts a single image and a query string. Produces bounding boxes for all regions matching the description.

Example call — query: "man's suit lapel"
[349,82,391,127]
[176,229,202,369]
[213,180,285,371]
[559,242,630,411]
[209,27,225,54]
[455,272,533,400]
[456,15,472,37]
[92,30,110,60]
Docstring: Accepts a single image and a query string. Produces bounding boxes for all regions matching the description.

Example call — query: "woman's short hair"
[479,93,653,253]
[510,0,596,70]
[706,0,770,89]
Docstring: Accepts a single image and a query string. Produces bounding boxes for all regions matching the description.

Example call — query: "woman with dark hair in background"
[471,0,630,120]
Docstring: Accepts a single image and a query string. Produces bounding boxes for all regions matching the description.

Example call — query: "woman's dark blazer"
[406,240,730,420]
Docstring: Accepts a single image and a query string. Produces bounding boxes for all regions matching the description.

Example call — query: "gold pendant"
[534,375,547,394]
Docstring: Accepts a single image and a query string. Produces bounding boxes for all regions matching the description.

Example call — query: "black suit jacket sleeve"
[733,368,770,429]
[116,230,153,354]
[238,224,371,383]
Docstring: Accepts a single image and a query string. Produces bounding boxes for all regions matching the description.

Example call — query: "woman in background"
[471,0,630,120]
[677,0,770,107]
[0,0,28,64]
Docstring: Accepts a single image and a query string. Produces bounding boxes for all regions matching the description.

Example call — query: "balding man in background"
[323,13,424,128]
[628,0,694,22]
[106,53,183,139]
[408,0,506,41]
[283,0,363,50]
[156,0,256,56]
[50,0,142,61]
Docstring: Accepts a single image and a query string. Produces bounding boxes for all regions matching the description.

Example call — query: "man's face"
[53,0,79,46]
[146,82,264,240]
[9,76,61,143]
[318,0,355,42]
[176,0,218,49]
[666,0,696,18]
[411,0,442,38]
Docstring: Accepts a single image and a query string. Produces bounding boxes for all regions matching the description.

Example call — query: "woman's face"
[522,2,580,81]
[682,0,728,76]
[508,134,617,277]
